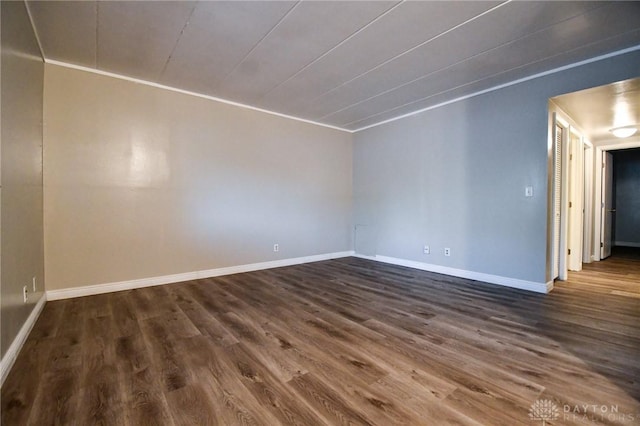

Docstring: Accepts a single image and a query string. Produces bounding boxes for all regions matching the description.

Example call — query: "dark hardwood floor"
[2,253,639,425]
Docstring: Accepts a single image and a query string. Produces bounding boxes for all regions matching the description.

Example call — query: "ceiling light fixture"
[610,126,638,138]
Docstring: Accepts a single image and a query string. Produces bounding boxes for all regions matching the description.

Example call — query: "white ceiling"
[27,1,640,131]
[553,77,640,142]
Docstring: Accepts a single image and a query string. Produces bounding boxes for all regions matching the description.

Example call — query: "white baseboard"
[1,293,47,387]
[46,251,355,301]
[354,254,552,294]
[615,241,640,248]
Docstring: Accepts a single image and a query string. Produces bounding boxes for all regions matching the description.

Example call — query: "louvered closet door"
[553,123,563,279]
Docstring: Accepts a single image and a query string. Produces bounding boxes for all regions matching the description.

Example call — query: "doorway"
[595,146,640,261]
[601,151,614,259]
[547,77,639,283]
[548,106,591,281]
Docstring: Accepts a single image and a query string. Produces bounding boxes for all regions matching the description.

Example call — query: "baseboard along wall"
[0,294,47,387]
[3,250,551,387]
[354,254,553,294]
[46,251,355,301]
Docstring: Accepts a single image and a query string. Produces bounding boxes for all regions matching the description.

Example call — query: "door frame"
[592,139,640,261]
[547,105,592,282]
[582,142,594,264]
[567,126,586,271]
[600,152,614,259]
[557,116,570,280]
[547,101,591,282]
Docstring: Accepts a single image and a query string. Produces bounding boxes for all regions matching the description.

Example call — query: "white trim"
[354,254,552,294]
[44,60,352,134]
[595,137,640,150]
[557,115,570,281]
[582,142,594,264]
[593,139,640,261]
[352,44,640,132]
[1,294,47,387]
[45,45,640,136]
[23,1,45,61]
[594,148,603,261]
[615,241,640,248]
[46,251,354,301]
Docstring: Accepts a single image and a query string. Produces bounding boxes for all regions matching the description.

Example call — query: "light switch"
[525,186,534,197]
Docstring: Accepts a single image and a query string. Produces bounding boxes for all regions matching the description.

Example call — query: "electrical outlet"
[23,286,28,303]
[273,243,279,252]
[423,245,430,254]
[33,277,37,292]
[444,248,451,257]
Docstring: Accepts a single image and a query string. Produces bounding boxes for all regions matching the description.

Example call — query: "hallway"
[562,247,640,297]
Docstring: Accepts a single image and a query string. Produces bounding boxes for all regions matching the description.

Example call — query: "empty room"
[2,1,640,425]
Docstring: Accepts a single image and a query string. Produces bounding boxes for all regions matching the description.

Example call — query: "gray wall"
[353,49,640,285]
[614,148,640,246]
[1,1,45,358]
[44,64,353,291]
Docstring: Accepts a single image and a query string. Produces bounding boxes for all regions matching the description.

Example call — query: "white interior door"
[568,131,584,271]
[552,121,563,279]
[601,152,614,259]
[582,144,593,263]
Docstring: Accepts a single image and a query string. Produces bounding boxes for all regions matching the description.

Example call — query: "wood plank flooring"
[2,254,639,425]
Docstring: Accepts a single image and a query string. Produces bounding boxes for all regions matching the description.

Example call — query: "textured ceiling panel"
[345,31,640,131]
[27,1,97,67]
[215,1,396,104]
[329,3,640,128]
[97,1,196,80]
[258,0,502,113]
[26,0,640,131]
[299,1,604,121]
[160,1,296,95]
